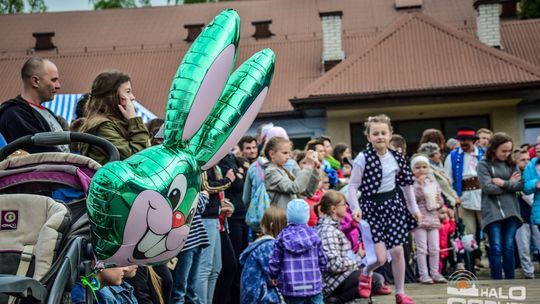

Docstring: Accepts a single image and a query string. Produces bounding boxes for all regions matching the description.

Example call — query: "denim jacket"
[101,281,139,304]
[71,282,121,304]
[239,235,283,303]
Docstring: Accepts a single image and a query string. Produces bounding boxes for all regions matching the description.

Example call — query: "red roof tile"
[0,37,327,117]
[0,0,477,57]
[460,19,540,67]
[0,1,536,116]
[296,12,540,100]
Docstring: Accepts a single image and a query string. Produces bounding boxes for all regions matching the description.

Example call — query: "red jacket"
[439,219,456,260]
[305,189,325,227]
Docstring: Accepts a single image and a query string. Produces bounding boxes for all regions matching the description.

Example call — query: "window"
[524,118,540,145]
[291,137,311,152]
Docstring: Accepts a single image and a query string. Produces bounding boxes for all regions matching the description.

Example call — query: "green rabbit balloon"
[86,9,275,266]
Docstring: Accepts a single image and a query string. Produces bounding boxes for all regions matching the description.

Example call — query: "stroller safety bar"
[0,132,120,162]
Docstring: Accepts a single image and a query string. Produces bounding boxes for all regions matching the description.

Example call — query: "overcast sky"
[44,0,173,12]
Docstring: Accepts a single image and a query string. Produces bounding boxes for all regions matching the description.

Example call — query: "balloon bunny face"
[87,9,275,267]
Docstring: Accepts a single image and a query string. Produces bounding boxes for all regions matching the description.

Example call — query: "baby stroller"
[0,131,119,303]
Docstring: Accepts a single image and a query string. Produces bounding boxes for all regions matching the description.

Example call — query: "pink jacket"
[414,178,443,229]
[340,208,360,252]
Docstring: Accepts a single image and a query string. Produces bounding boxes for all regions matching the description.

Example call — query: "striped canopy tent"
[43,94,158,124]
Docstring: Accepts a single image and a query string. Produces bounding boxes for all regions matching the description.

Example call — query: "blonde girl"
[264,136,320,209]
[347,114,420,304]
[240,206,287,303]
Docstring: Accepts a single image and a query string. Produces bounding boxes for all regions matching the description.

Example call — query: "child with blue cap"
[268,199,328,303]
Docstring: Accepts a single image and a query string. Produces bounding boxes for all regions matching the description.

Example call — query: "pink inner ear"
[202,87,268,170]
[182,44,236,141]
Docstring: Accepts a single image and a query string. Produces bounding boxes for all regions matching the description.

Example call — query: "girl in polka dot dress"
[347,114,421,304]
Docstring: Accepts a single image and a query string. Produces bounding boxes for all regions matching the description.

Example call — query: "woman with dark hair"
[332,143,351,167]
[477,132,523,279]
[79,70,150,165]
[332,143,353,179]
[419,129,446,154]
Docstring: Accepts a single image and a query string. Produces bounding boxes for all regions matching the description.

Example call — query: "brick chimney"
[252,20,274,40]
[32,32,56,51]
[395,0,423,10]
[319,11,345,72]
[474,0,504,49]
[184,23,204,43]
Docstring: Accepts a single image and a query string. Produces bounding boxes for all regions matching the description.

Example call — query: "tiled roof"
[0,0,477,58]
[460,19,540,67]
[0,0,537,116]
[0,36,332,117]
[295,12,540,100]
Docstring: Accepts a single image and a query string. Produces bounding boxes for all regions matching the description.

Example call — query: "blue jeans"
[196,218,222,304]
[485,217,518,279]
[172,246,202,304]
[283,293,323,304]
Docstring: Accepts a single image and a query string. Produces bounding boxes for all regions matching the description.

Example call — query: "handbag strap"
[255,161,264,180]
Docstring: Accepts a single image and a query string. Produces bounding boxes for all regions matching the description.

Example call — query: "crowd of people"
[2,57,540,304]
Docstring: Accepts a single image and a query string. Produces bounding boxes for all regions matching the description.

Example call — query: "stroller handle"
[0,131,121,162]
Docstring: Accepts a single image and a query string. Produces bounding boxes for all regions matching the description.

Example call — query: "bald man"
[0,57,69,153]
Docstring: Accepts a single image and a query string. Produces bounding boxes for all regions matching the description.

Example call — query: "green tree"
[90,0,151,10]
[0,0,47,14]
[519,0,540,19]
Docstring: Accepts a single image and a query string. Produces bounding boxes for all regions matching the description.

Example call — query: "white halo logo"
[447,270,480,297]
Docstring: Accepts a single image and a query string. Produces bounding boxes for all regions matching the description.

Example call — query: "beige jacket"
[264,163,320,209]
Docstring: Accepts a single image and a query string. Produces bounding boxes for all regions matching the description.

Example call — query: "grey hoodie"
[477,158,523,230]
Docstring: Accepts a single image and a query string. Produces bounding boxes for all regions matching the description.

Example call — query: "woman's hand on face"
[118,95,137,119]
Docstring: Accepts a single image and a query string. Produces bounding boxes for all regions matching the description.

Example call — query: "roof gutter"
[290,82,540,110]
[256,110,304,119]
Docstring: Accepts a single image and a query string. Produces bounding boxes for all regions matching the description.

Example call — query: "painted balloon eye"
[168,188,182,208]
[185,206,196,225]
[167,174,187,211]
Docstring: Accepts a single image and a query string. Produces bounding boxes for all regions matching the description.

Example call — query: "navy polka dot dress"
[359,144,417,248]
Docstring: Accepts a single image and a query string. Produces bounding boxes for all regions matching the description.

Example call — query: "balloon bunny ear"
[163,9,240,148]
[189,48,275,170]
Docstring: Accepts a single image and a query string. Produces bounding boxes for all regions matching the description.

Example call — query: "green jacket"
[80,116,150,165]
